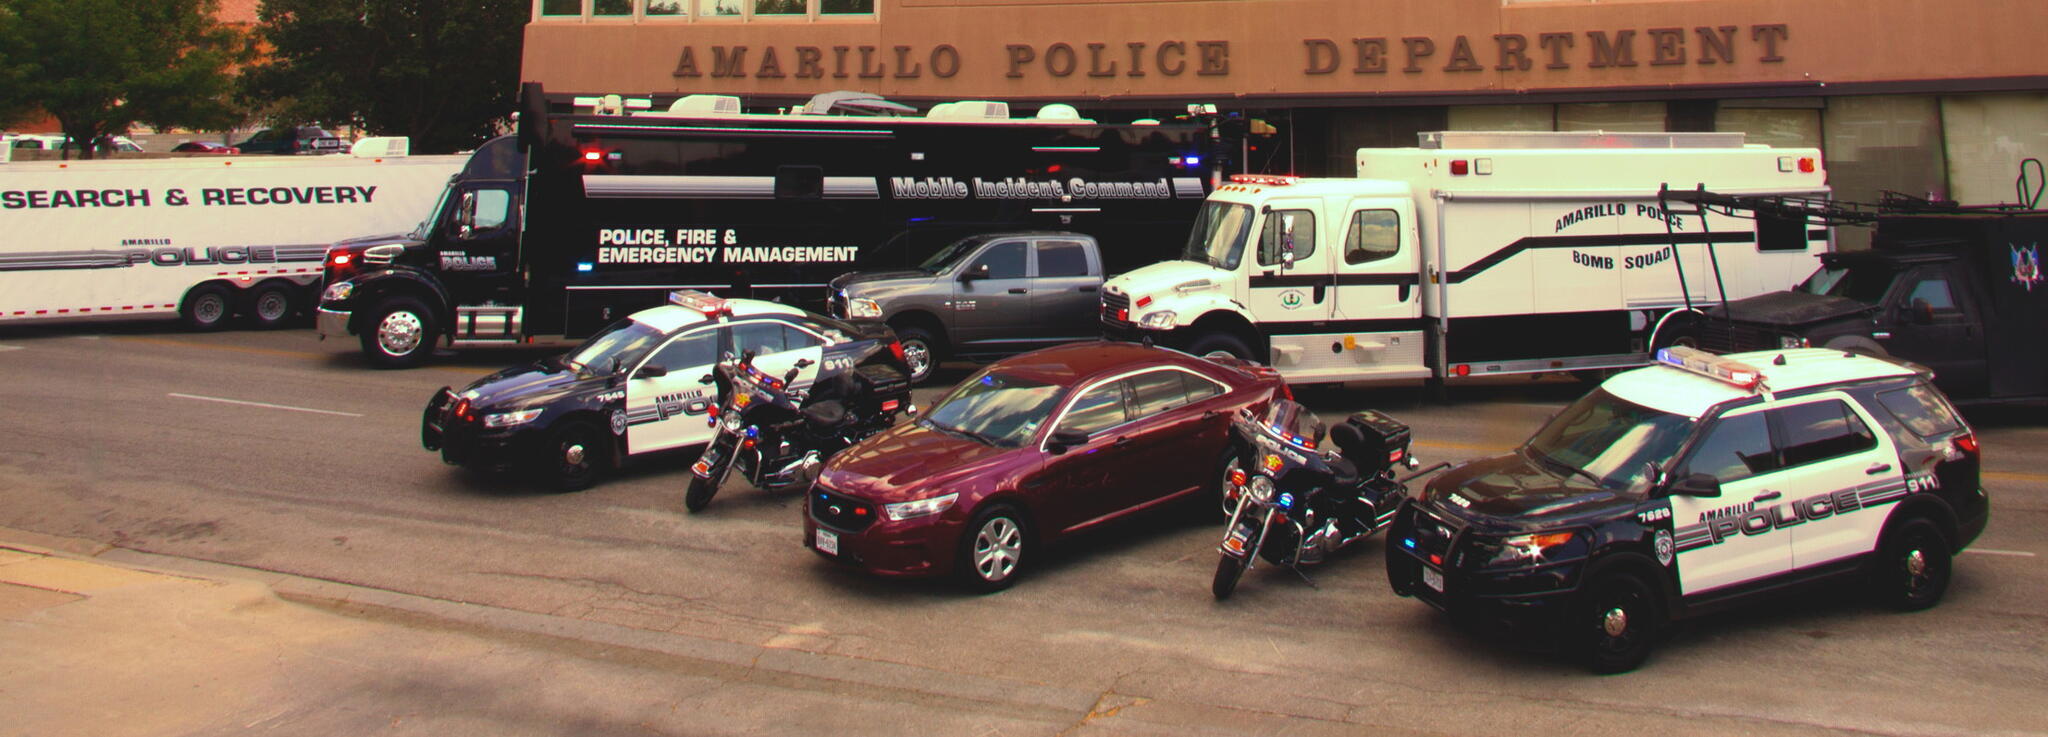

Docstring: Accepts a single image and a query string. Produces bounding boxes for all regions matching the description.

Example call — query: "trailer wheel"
[244,282,296,329]
[361,296,438,369]
[179,284,233,331]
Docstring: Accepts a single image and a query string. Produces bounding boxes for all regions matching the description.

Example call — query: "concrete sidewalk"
[0,535,1393,737]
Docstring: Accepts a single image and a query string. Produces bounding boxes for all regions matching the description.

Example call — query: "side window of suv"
[970,241,1027,280]
[1772,399,1878,468]
[1875,382,1964,439]
[1679,412,1778,482]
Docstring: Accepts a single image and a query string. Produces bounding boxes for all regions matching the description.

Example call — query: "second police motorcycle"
[1213,399,1436,598]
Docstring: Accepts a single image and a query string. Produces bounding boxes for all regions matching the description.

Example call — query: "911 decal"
[1672,478,1919,552]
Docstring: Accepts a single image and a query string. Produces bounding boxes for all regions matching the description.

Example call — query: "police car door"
[1764,395,1906,570]
[1326,198,1427,380]
[624,325,722,454]
[1666,406,1793,595]
[731,319,827,396]
[1246,200,1335,370]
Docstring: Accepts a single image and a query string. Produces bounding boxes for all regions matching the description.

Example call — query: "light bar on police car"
[1655,345,1763,389]
[1228,174,1298,186]
[668,289,732,316]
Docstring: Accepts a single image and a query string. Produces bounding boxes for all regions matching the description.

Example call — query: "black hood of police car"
[1421,450,1641,528]
[454,357,598,412]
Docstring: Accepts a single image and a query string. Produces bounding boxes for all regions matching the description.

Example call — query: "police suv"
[1386,346,1987,672]
[422,291,910,491]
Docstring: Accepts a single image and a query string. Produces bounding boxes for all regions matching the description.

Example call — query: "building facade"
[523,0,2048,245]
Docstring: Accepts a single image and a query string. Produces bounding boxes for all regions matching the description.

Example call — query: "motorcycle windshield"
[1250,399,1325,449]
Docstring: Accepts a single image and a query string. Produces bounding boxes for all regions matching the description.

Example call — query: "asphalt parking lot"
[1,322,2043,735]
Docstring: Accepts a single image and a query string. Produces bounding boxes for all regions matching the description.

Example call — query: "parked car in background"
[235,126,346,155]
[804,341,1288,591]
[172,140,240,154]
[7,134,66,150]
[57,136,144,154]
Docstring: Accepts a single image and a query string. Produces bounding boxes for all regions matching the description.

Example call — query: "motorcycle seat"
[1329,422,1376,476]
[802,400,849,428]
[1327,456,1361,487]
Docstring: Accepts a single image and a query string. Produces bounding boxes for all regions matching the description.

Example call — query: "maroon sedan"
[803,341,1287,591]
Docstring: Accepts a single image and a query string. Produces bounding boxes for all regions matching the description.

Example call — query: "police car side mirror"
[635,364,667,379]
[1047,429,1090,455]
[1670,473,1722,498]
[698,373,715,384]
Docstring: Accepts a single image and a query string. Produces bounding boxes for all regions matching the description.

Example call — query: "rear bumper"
[316,307,352,339]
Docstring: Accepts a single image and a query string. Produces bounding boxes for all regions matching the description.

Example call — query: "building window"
[821,0,873,12]
[700,0,743,16]
[1556,102,1666,132]
[540,0,581,16]
[1447,104,1553,132]
[1823,95,1947,250]
[593,0,632,16]
[1942,92,2048,207]
[1715,99,1822,149]
[646,0,685,16]
[754,0,804,15]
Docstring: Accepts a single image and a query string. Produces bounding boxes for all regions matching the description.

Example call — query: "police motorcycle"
[685,350,908,513]
[1212,399,1430,599]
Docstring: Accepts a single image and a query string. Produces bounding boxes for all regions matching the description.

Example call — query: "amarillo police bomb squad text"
[1,185,378,209]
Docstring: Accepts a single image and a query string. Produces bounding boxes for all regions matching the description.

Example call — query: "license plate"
[814,528,838,556]
[1422,566,1444,593]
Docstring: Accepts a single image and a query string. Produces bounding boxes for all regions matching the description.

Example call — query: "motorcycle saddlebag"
[1335,409,1412,475]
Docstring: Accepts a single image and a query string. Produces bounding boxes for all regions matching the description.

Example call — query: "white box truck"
[1101,131,1830,385]
[0,139,464,329]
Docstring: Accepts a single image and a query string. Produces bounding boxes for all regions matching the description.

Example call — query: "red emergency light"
[1228,174,1298,186]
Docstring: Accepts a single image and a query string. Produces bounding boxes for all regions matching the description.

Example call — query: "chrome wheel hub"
[1602,607,1629,637]
[377,311,423,355]
[564,443,586,466]
[256,292,288,320]
[973,518,1021,581]
[194,295,226,323]
[904,341,932,379]
[1905,549,1927,579]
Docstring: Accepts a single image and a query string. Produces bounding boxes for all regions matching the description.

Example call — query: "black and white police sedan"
[1386,346,1988,672]
[422,290,910,491]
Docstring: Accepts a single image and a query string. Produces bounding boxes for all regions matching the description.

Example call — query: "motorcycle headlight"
[720,411,745,431]
[482,408,543,428]
[884,492,958,521]
[322,280,354,302]
[1138,310,1177,329]
[1248,475,1276,503]
[846,297,883,319]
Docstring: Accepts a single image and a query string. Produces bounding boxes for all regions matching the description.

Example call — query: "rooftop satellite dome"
[1036,104,1082,121]
[800,90,917,116]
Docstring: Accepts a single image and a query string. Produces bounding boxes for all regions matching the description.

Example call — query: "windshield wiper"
[920,417,997,446]
[1531,447,1605,489]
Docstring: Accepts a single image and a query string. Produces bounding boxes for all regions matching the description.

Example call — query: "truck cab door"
[444,186,522,296]
[1244,200,1344,378]
[1881,265,1987,397]
[1027,238,1100,342]
[1324,198,1428,380]
[950,240,1033,350]
[625,326,722,454]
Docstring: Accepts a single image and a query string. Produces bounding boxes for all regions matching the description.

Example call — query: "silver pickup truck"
[827,232,1105,383]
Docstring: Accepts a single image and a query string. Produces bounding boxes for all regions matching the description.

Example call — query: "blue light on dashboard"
[980,375,996,386]
[576,262,594,272]
[1184,155,1201,166]
[1403,538,1416,549]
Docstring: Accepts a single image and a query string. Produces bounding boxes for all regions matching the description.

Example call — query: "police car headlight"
[846,297,883,319]
[884,492,958,521]
[1480,530,1578,567]
[482,408,543,428]
[1779,335,1809,349]
[1138,310,1177,329]
[322,281,354,302]
[1248,475,1277,503]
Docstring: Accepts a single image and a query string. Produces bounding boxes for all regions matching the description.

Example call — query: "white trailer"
[1102,131,1830,384]
[0,140,464,329]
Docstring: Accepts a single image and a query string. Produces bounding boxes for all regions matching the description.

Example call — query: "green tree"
[245,0,524,154]
[0,0,247,159]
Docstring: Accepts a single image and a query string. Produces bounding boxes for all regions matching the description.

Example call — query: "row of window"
[1681,384,1960,484]
[1061,368,1224,437]
[1255,208,1401,269]
[538,0,872,19]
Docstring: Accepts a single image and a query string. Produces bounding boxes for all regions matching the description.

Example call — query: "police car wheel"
[1876,518,1952,612]
[545,421,606,492]
[180,284,233,332]
[245,283,295,329]
[1579,571,1660,674]
[958,505,1028,593]
[895,326,939,384]
[362,297,437,369]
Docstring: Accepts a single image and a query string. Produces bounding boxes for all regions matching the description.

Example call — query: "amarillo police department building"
[524,0,2047,246]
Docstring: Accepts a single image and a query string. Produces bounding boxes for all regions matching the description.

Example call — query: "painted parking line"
[0,344,21,352]
[111,335,493,375]
[167,392,364,418]
[1961,549,2037,558]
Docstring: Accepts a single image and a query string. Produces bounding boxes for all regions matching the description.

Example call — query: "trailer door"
[1326,198,1428,379]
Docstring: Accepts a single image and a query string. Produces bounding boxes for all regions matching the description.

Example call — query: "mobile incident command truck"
[1101,131,1832,386]
[0,139,463,329]
[316,84,1221,368]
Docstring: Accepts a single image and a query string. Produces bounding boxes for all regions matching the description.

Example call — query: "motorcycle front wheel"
[685,473,719,513]
[1212,554,1247,600]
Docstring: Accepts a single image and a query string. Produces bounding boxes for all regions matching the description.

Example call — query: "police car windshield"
[1182,201,1254,270]
[564,319,666,375]
[920,372,1064,447]
[1525,389,1695,493]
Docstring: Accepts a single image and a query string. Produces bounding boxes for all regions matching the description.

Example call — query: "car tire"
[1576,568,1661,674]
[1873,517,1952,612]
[1189,332,1255,363]
[361,296,437,369]
[958,504,1028,593]
[1212,554,1247,601]
[543,421,606,493]
[895,325,942,385]
[244,282,296,329]
[179,284,233,331]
